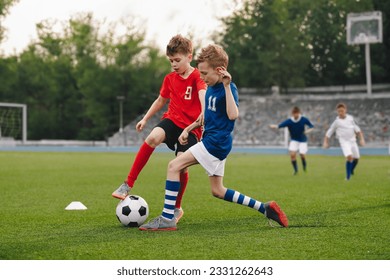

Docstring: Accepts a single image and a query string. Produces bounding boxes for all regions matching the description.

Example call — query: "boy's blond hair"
[166,35,193,56]
[196,44,229,69]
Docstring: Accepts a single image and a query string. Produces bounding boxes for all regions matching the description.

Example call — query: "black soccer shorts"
[155,118,198,155]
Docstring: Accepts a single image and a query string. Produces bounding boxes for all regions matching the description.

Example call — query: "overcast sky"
[1,0,242,55]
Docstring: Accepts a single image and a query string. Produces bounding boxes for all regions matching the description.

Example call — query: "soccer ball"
[116,195,149,227]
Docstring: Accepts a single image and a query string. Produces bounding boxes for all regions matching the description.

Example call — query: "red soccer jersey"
[160,68,207,140]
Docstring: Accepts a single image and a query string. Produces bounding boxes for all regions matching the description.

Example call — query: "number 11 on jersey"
[208,96,217,111]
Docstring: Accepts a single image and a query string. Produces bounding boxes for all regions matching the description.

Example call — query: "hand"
[179,130,189,145]
[218,67,232,87]
[136,119,147,132]
[323,141,329,149]
[360,138,365,146]
[196,113,204,126]
[269,124,278,130]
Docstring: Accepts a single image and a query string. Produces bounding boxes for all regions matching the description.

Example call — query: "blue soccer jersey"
[278,116,314,142]
[202,82,239,160]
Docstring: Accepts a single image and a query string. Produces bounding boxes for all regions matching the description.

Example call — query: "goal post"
[0,102,27,144]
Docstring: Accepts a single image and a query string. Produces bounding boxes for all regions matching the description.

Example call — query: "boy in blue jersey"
[270,107,314,175]
[140,45,288,231]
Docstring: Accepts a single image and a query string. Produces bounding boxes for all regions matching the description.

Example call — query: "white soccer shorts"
[339,140,360,158]
[288,140,308,154]
[189,141,226,177]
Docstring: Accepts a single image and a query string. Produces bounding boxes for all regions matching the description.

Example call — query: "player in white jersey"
[323,103,365,180]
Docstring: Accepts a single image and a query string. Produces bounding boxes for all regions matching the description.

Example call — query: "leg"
[351,143,360,175]
[173,152,189,223]
[127,127,166,186]
[175,168,188,208]
[112,127,165,199]
[288,141,299,175]
[351,158,359,175]
[299,142,308,172]
[345,154,353,180]
[290,151,298,175]
[139,150,199,231]
[174,132,198,210]
[209,176,288,227]
[300,154,307,172]
[162,151,198,220]
[340,141,354,180]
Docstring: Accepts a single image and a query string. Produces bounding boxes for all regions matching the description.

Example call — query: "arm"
[196,89,206,126]
[304,128,314,135]
[136,95,169,132]
[357,131,365,146]
[178,119,202,145]
[219,67,238,120]
[323,124,336,148]
[323,135,330,149]
[304,118,314,134]
[352,118,365,146]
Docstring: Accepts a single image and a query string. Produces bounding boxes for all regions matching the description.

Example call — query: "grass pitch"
[0,151,389,260]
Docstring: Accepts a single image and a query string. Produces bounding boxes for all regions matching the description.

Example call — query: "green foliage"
[221,0,310,88]
[0,152,389,259]
[219,0,390,88]
[0,0,18,42]
[0,13,170,140]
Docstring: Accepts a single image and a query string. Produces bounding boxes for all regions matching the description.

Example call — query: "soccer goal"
[0,102,27,144]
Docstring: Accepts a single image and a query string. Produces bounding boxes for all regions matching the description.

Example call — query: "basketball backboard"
[347,11,382,45]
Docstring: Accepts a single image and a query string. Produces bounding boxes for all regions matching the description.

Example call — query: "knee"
[167,159,182,174]
[145,132,164,147]
[290,154,297,160]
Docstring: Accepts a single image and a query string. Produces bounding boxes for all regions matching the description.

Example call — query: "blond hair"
[196,44,229,69]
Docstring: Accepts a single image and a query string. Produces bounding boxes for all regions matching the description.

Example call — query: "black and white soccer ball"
[116,195,149,227]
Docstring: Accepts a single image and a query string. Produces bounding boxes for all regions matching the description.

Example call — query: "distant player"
[323,103,365,180]
[112,35,207,223]
[270,107,314,175]
[139,45,288,231]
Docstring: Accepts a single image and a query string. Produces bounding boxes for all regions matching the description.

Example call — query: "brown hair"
[336,103,347,109]
[292,106,301,114]
[196,44,229,69]
[166,35,193,56]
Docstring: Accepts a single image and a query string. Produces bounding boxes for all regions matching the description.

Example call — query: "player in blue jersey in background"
[140,44,288,231]
[270,107,314,175]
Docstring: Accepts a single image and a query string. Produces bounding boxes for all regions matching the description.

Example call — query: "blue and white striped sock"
[161,180,180,220]
[224,188,265,214]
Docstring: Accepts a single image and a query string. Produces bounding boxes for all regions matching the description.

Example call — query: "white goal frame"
[0,102,27,144]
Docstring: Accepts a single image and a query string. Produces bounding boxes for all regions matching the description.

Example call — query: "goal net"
[0,102,27,144]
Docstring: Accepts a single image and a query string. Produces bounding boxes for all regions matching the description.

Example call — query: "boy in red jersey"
[112,35,207,223]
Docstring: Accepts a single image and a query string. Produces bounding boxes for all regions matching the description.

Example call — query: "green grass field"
[0,151,389,260]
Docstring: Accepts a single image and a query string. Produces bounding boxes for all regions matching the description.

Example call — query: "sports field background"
[0,151,389,260]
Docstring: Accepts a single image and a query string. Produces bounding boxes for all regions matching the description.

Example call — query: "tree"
[1,12,169,140]
[301,0,374,86]
[219,0,389,88]
[0,0,18,44]
[219,0,310,89]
